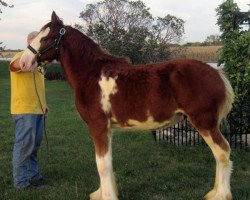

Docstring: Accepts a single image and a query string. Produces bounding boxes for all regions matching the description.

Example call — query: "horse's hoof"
[90,188,101,200]
[204,189,217,199]
[204,192,232,200]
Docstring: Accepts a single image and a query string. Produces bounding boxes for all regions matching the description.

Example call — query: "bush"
[216,0,250,102]
[216,0,250,139]
[44,62,65,80]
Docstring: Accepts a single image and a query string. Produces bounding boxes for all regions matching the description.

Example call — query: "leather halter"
[27,27,66,63]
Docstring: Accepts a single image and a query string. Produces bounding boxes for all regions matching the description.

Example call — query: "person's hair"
[27,31,39,41]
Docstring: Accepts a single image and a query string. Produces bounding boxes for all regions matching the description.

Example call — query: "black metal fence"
[153,101,250,150]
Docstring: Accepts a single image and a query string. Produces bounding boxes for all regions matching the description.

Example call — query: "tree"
[0,0,13,51]
[203,34,221,45]
[76,0,184,64]
[216,0,250,138]
[0,42,5,52]
[0,0,13,17]
[216,0,250,102]
[0,0,8,13]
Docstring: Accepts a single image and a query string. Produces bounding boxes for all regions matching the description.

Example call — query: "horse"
[20,11,234,200]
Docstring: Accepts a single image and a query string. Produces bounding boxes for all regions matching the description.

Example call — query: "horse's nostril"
[19,61,25,70]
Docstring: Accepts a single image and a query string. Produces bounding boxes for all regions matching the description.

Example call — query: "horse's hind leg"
[88,120,118,200]
[194,124,232,200]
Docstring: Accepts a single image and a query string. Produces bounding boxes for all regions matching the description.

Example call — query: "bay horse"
[20,12,234,200]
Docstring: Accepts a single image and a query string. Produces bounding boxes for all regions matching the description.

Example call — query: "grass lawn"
[0,61,249,200]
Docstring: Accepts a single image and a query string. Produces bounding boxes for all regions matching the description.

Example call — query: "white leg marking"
[92,134,118,200]
[203,135,232,200]
[216,160,232,198]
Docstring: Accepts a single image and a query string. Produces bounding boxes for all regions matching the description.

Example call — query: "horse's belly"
[111,113,182,130]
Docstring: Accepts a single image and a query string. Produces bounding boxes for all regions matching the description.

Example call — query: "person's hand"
[45,106,49,117]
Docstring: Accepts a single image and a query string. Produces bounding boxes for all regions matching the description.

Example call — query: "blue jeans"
[12,114,44,188]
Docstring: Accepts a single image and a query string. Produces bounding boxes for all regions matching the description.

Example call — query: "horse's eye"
[41,37,48,42]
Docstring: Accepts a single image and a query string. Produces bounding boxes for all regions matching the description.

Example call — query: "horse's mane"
[41,21,131,66]
[68,27,131,65]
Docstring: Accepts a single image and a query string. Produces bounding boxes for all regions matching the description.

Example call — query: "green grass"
[0,61,250,200]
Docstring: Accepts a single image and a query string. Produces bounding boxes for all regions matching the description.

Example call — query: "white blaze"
[30,27,50,53]
[19,27,50,70]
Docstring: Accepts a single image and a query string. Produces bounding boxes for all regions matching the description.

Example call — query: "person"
[9,31,47,189]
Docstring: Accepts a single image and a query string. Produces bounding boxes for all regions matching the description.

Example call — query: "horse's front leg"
[88,121,118,200]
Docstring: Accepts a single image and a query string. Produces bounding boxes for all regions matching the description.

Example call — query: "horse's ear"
[51,11,63,25]
[51,11,59,22]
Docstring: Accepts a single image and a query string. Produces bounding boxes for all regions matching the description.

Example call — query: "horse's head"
[20,11,66,70]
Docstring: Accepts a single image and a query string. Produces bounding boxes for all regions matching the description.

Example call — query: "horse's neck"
[59,29,128,90]
[59,44,103,90]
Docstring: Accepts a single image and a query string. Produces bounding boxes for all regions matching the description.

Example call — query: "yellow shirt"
[10,51,46,114]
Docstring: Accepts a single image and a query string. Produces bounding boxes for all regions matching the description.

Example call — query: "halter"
[27,27,66,64]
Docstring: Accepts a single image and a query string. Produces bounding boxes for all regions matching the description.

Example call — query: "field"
[183,46,222,62]
[169,45,222,62]
[0,61,249,200]
[0,51,18,59]
[1,46,222,63]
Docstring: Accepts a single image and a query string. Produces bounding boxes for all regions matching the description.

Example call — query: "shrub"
[216,0,250,137]
[216,0,250,102]
[44,62,65,80]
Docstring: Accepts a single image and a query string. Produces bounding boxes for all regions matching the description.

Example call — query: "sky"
[0,0,249,50]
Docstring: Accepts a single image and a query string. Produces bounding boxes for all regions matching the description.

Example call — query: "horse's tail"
[216,67,235,122]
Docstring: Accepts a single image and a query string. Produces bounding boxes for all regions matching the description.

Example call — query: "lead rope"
[33,69,49,158]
